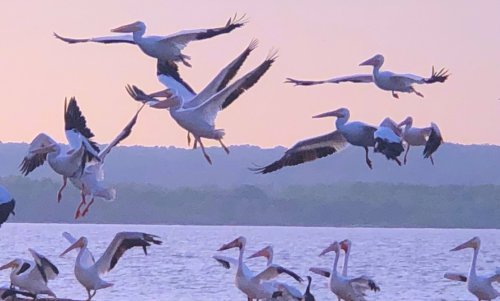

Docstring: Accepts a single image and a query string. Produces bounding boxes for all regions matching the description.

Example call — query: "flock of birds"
[0,13,496,301]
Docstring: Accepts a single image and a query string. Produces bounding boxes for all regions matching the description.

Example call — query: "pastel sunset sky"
[1,1,499,148]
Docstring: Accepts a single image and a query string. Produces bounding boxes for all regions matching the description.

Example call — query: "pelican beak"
[60,238,83,257]
[319,242,338,256]
[217,238,240,251]
[340,240,349,252]
[111,21,142,33]
[247,247,268,259]
[0,260,16,271]
[312,110,342,119]
[450,238,476,251]
[359,56,377,66]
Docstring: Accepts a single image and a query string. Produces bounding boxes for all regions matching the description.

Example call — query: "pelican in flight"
[126,42,277,164]
[217,236,303,301]
[60,231,162,301]
[314,241,379,301]
[0,185,15,227]
[253,108,378,174]
[373,117,404,166]
[54,15,246,67]
[286,54,449,99]
[447,237,499,301]
[0,249,59,298]
[398,116,443,165]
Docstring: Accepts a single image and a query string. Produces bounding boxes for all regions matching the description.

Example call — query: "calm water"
[0,224,498,301]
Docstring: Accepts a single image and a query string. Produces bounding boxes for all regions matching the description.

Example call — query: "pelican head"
[319,241,340,256]
[111,21,146,33]
[340,239,351,253]
[398,116,413,128]
[217,236,246,251]
[247,245,273,260]
[0,259,23,271]
[360,54,384,68]
[60,236,88,257]
[28,133,58,155]
[450,236,481,251]
[312,107,350,119]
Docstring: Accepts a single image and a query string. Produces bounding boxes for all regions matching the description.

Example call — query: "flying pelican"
[60,231,162,301]
[315,241,380,301]
[373,117,404,165]
[252,108,377,174]
[398,117,443,165]
[286,54,449,99]
[20,97,100,202]
[0,249,59,298]
[217,236,303,301]
[146,39,260,147]
[126,43,277,164]
[447,237,500,301]
[0,185,15,227]
[54,14,247,67]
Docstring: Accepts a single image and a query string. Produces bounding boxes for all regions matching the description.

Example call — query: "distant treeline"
[1,176,499,228]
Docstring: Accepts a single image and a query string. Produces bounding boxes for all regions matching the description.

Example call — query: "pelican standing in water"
[447,237,499,301]
[0,249,59,298]
[0,185,15,227]
[253,107,377,174]
[286,54,449,99]
[398,116,443,165]
[60,232,162,301]
[54,15,246,67]
[126,42,277,164]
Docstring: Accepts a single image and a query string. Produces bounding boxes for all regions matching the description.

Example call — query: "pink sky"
[1,1,499,148]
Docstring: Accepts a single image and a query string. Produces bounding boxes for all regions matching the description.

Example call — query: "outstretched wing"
[391,66,450,85]
[253,264,303,283]
[285,74,373,86]
[423,122,443,159]
[252,131,348,174]
[54,32,136,44]
[349,276,380,293]
[28,249,58,283]
[156,60,197,101]
[19,153,47,176]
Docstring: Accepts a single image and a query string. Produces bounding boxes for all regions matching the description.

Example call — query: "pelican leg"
[391,91,399,99]
[410,87,424,97]
[197,138,212,165]
[74,184,87,219]
[193,139,198,149]
[86,289,92,301]
[218,139,230,154]
[81,198,95,217]
[404,145,410,165]
[57,176,67,203]
[430,155,435,165]
[90,290,97,299]
[187,132,192,147]
[364,146,373,169]
[394,158,402,166]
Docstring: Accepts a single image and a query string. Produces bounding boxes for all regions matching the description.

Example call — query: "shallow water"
[0,224,498,301]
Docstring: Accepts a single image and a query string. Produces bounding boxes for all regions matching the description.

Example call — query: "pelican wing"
[156,60,196,101]
[390,67,450,85]
[252,131,349,174]
[186,39,258,109]
[488,268,500,283]
[274,282,304,299]
[28,249,58,283]
[212,255,253,278]
[423,122,443,159]
[285,74,373,86]
[54,32,135,44]
[194,51,277,126]
[253,264,303,283]
[309,267,330,278]
[158,14,246,51]
[349,276,380,293]
[17,260,34,275]
[19,153,47,176]
[62,232,95,266]
[95,232,161,274]
[444,272,467,282]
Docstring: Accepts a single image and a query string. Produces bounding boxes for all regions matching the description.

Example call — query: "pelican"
[20,97,100,202]
[447,237,499,301]
[0,249,59,298]
[217,236,303,301]
[126,43,277,164]
[373,117,404,165]
[316,241,379,301]
[60,231,162,301]
[286,54,449,99]
[0,185,15,227]
[54,14,246,67]
[398,117,443,165]
[252,108,377,174]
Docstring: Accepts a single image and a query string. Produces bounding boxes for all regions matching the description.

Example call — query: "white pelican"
[0,249,59,298]
[60,231,162,301]
[54,14,246,67]
[252,108,377,174]
[315,241,380,301]
[398,116,443,165]
[126,43,277,164]
[0,185,15,227]
[217,236,303,301]
[286,54,449,99]
[373,117,404,165]
[447,237,500,301]
[20,97,100,202]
